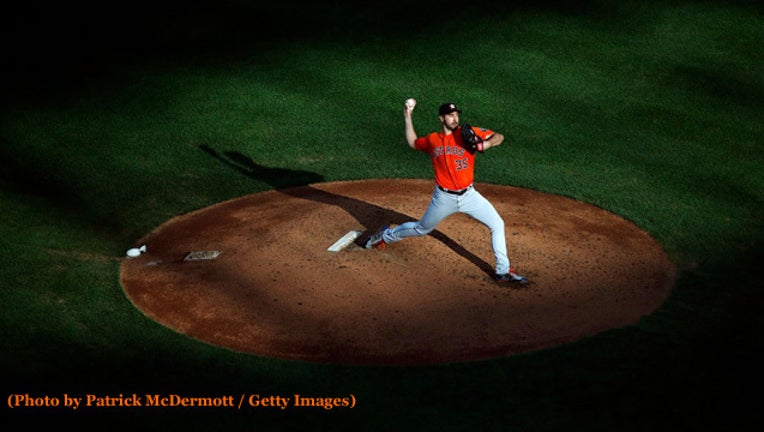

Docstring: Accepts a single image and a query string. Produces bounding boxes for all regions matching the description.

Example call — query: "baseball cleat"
[365,225,388,249]
[493,270,529,285]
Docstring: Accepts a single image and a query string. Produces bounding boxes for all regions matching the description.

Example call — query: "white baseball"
[405,98,416,108]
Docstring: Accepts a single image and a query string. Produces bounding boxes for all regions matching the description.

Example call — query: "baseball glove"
[459,123,484,154]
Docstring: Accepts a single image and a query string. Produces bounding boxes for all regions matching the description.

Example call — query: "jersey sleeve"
[414,135,431,152]
[473,126,493,141]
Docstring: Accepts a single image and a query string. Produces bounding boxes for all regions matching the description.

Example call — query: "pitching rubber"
[327,230,362,252]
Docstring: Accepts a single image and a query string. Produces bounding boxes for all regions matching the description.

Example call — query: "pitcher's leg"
[384,187,456,243]
[460,190,510,274]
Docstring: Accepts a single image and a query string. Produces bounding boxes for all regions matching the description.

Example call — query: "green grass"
[2,0,763,429]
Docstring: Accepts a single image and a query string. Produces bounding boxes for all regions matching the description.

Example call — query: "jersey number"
[455,158,469,171]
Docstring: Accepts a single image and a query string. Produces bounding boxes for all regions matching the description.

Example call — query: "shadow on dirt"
[199,144,494,276]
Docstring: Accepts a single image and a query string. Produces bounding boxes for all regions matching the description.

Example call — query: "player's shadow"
[199,145,493,276]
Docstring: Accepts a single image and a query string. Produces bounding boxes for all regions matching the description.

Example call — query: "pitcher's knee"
[490,219,505,234]
[414,223,434,236]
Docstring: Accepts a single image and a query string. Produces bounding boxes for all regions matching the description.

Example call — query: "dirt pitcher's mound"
[120,179,676,365]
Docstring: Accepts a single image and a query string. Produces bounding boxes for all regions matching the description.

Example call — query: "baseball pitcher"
[365,100,528,285]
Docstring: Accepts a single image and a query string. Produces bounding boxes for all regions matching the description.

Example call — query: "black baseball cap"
[438,102,462,115]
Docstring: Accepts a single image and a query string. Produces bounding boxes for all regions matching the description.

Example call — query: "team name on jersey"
[432,145,466,159]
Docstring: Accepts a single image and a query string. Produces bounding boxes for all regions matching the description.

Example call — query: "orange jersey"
[414,126,492,190]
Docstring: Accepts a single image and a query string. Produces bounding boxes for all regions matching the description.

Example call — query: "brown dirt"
[119,179,676,366]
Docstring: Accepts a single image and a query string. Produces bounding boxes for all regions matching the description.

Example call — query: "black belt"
[437,185,471,196]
